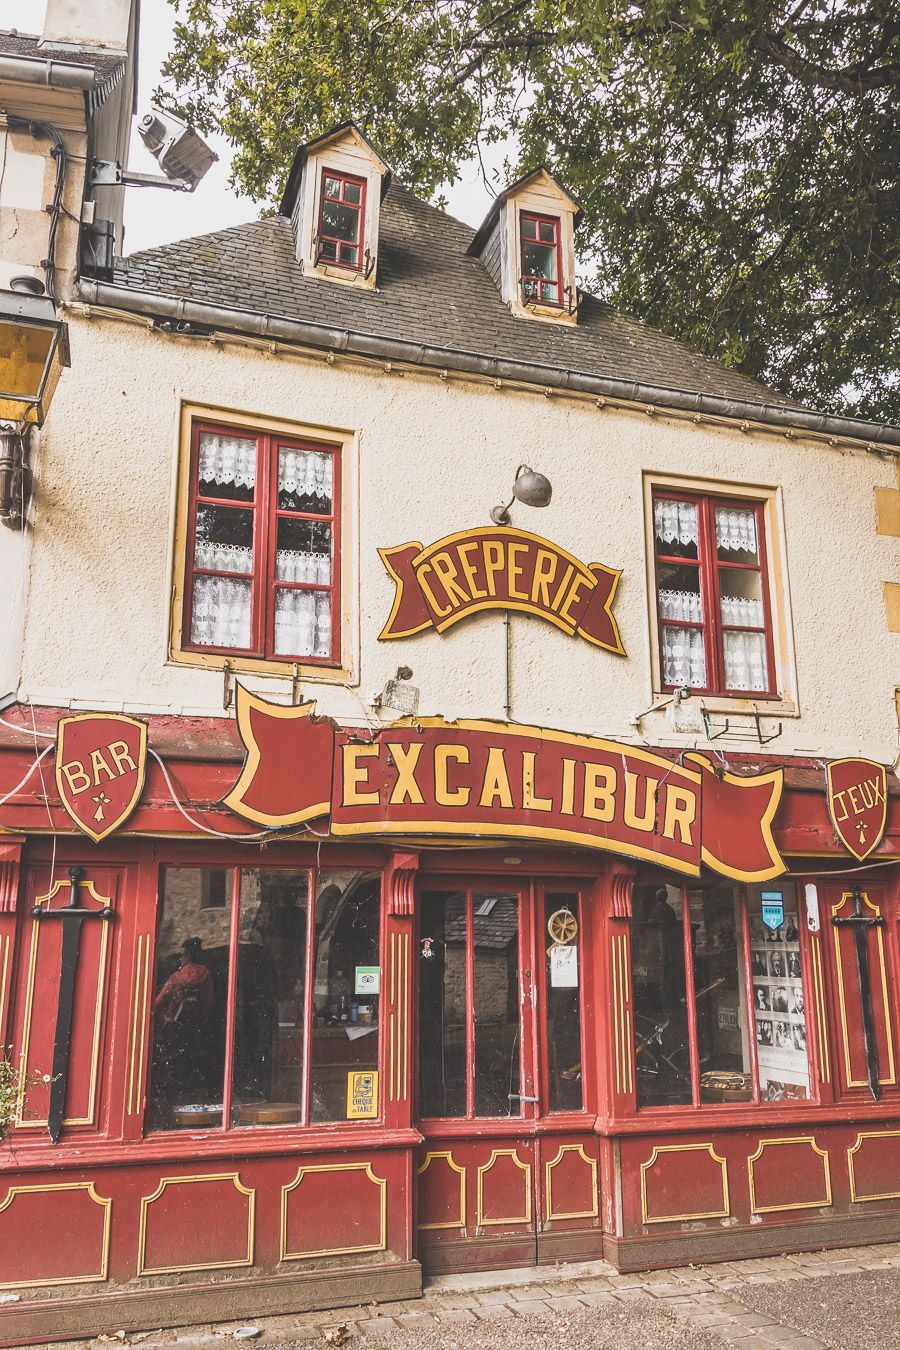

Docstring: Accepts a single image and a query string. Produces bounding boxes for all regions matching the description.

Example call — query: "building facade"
[0,78,898,1347]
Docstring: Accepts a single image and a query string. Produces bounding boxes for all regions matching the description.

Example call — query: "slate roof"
[113,183,793,406]
[0,30,125,83]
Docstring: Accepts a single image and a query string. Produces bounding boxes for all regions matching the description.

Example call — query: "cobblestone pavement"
[51,1240,900,1350]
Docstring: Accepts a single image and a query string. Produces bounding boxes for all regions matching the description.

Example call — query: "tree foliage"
[161,1,900,421]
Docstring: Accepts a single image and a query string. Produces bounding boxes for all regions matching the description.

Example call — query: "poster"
[550,944,579,988]
[749,893,810,1100]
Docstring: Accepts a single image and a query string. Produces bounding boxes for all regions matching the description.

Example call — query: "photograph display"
[749,897,810,1100]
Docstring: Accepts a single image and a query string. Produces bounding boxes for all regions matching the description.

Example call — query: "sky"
[5,0,502,256]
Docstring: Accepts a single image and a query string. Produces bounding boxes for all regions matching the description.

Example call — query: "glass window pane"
[321,200,360,244]
[148,868,233,1130]
[274,588,332,657]
[545,893,583,1111]
[194,503,253,573]
[521,216,537,239]
[278,447,333,513]
[719,568,763,627]
[231,871,308,1127]
[473,893,520,1116]
[538,220,556,243]
[318,237,337,261]
[276,517,332,584]
[689,884,753,1105]
[661,624,706,687]
[324,175,342,197]
[631,882,691,1107]
[723,630,768,691]
[310,871,381,1122]
[715,506,759,563]
[342,180,361,205]
[418,891,468,1118]
[190,575,252,649]
[522,240,558,281]
[747,885,809,1100]
[653,499,699,559]
[657,561,703,624]
[197,432,256,502]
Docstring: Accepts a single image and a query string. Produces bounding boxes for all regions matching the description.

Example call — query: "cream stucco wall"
[16,311,900,762]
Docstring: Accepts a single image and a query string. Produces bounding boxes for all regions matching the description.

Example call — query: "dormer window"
[520,213,562,307]
[317,169,366,270]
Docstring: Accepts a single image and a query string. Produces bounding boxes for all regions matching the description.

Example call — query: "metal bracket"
[702,708,783,745]
[291,663,303,706]
[89,160,192,192]
[223,660,234,711]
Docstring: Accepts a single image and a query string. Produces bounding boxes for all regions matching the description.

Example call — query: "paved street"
[50,1240,900,1350]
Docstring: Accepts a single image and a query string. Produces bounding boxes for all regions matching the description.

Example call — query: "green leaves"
[159,0,900,421]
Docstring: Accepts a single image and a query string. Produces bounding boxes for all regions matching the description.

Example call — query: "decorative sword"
[832,884,884,1101]
[32,867,113,1143]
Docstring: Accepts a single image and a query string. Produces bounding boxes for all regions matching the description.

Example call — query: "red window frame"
[652,489,777,697]
[316,167,367,271]
[182,420,341,666]
[519,211,563,307]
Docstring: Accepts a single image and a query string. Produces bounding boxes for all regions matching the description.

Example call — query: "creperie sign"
[224,688,786,882]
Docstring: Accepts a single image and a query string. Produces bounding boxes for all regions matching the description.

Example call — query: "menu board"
[749,892,810,1100]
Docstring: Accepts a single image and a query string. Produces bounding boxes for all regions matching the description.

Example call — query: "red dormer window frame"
[519,211,563,308]
[316,168,367,272]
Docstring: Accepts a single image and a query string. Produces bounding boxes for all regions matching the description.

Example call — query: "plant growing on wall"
[0,1051,48,1142]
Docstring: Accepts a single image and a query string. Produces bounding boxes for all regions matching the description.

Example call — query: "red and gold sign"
[224,687,785,881]
[55,714,148,843]
[826,758,888,862]
[378,526,625,654]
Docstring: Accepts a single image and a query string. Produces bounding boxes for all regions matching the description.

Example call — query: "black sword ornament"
[832,885,884,1101]
[32,867,112,1143]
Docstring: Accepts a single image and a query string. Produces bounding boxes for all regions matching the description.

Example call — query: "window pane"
[522,240,558,281]
[321,200,360,244]
[631,883,691,1107]
[654,499,699,559]
[418,891,468,1118]
[194,503,254,573]
[343,180,362,205]
[148,869,233,1130]
[473,893,520,1116]
[657,561,703,624]
[661,624,706,687]
[197,432,256,502]
[278,447,333,513]
[276,517,332,584]
[545,893,583,1111]
[324,175,342,197]
[310,871,381,1122]
[689,884,753,1105]
[190,575,252,649]
[723,630,768,691]
[538,220,556,244]
[715,505,759,563]
[521,216,538,239]
[719,568,763,627]
[231,870,308,1127]
[318,238,337,261]
[274,588,332,657]
[747,885,809,1100]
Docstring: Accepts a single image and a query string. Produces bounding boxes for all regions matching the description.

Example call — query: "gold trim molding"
[0,1182,111,1289]
[280,1162,387,1260]
[640,1143,730,1225]
[126,933,152,1116]
[417,1151,466,1230]
[476,1148,532,1227]
[848,1131,900,1202]
[748,1137,832,1214]
[808,936,830,1085]
[138,1173,255,1275]
[611,931,634,1095]
[545,1144,598,1222]
[389,930,410,1103]
[831,892,896,1088]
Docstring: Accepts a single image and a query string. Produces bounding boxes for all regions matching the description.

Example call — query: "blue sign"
[761,890,785,932]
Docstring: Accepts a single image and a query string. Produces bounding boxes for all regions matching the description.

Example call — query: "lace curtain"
[661,627,706,688]
[715,506,757,554]
[198,432,257,490]
[654,499,698,547]
[724,631,767,691]
[275,590,332,657]
[658,589,703,623]
[190,576,251,649]
[279,449,332,500]
[720,595,764,626]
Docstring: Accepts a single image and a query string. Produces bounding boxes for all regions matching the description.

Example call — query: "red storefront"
[0,696,897,1345]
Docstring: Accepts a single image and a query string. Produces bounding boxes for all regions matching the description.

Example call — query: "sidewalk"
[52,1240,900,1350]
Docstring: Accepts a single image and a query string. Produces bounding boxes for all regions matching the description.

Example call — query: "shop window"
[544,893,584,1112]
[652,491,776,696]
[147,866,381,1132]
[631,879,810,1108]
[520,212,562,307]
[418,890,521,1119]
[317,168,366,270]
[180,421,340,666]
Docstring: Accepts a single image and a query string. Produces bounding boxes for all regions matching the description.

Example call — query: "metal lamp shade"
[512,466,552,508]
[0,292,70,426]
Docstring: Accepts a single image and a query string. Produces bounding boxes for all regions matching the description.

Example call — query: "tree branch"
[755,30,900,93]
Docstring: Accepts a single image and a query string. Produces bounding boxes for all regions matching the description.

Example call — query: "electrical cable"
[7,116,67,301]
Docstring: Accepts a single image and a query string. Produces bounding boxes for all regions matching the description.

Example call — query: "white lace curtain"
[662,627,706,688]
[279,449,332,501]
[274,590,332,657]
[654,499,698,547]
[198,433,257,490]
[658,589,703,623]
[715,506,757,554]
[724,631,767,691]
[190,576,252,650]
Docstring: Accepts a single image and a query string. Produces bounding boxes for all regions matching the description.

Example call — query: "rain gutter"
[76,279,900,451]
[0,54,96,90]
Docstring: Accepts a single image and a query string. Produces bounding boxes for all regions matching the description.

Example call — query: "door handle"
[508,1094,539,1102]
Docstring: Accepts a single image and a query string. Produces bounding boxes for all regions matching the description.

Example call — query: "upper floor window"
[652,490,775,696]
[317,168,366,270]
[520,212,562,306]
[183,421,340,665]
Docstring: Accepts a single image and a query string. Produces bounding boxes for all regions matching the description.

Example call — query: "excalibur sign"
[34,867,113,1142]
[832,885,884,1101]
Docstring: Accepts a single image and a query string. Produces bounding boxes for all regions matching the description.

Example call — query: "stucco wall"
[17,312,900,761]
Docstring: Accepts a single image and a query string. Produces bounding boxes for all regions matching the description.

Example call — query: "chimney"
[40,0,132,54]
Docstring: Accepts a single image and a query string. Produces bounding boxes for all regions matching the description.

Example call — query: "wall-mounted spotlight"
[490,464,553,525]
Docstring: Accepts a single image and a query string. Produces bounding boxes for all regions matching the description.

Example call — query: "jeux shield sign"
[826,758,888,863]
[55,713,148,842]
